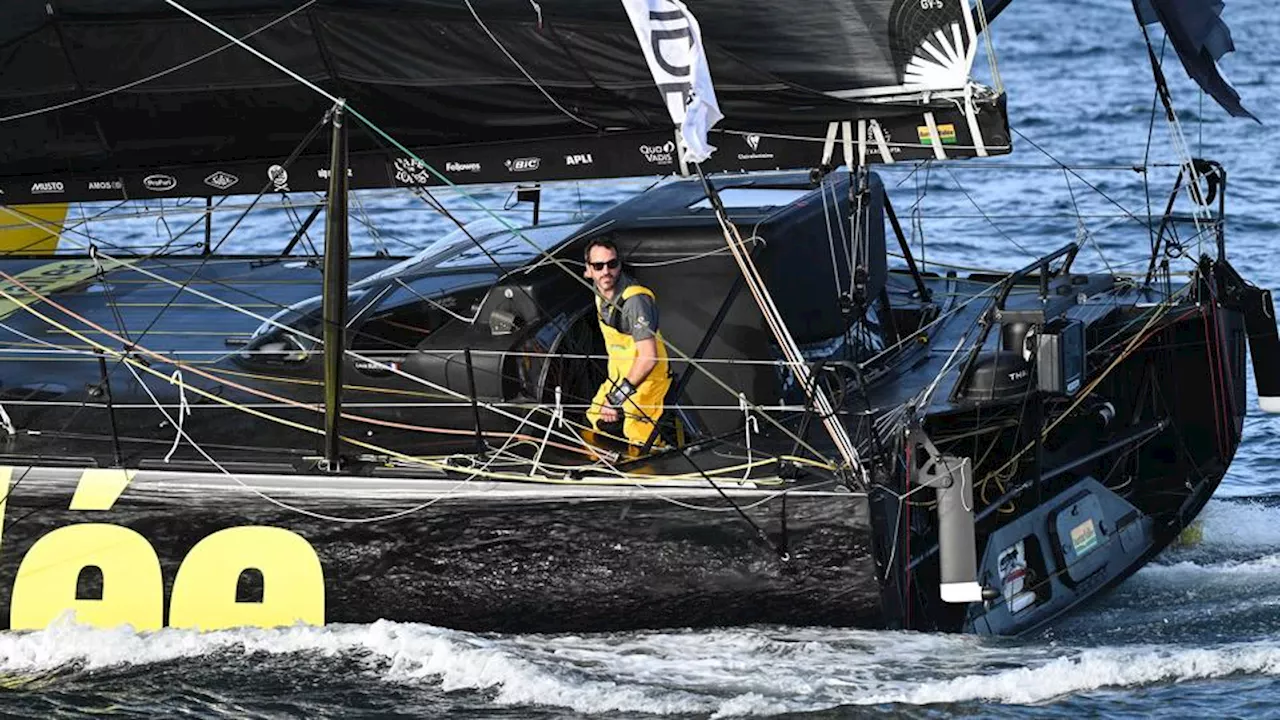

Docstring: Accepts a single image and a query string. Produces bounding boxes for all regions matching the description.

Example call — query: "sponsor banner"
[0,99,1012,203]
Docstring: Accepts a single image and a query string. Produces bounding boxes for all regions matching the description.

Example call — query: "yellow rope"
[0,284,797,486]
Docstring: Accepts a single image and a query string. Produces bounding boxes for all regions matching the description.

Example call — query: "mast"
[321,101,349,472]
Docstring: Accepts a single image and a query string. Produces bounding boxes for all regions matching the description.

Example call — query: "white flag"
[620,0,723,164]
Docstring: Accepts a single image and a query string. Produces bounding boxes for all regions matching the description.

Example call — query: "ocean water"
[10,0,1280,716]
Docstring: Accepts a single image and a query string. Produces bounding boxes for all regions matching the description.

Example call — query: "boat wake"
[1167,497,1280,557]
[2,614,1280,716]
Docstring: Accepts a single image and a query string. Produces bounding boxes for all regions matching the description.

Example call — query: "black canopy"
[0,0,1011,202]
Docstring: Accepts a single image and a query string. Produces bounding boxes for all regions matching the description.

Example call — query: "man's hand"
[599,405,620,423]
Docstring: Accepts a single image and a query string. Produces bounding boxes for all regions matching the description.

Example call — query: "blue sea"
[8,0,1280,716]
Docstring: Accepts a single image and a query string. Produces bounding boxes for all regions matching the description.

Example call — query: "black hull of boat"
[0,469,887,633]
[904,301,1247,635]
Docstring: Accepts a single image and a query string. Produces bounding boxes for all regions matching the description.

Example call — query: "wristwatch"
[605,378,637,410]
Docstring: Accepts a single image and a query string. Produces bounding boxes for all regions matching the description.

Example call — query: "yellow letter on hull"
[170,527,324,631]
[11,524,163,631]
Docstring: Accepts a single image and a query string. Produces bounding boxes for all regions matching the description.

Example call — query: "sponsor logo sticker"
[316,167,353,180]
[445,162,481,173]
[1070,518,1099,556]
[638,141,676,165]
[143,174,177,192]
[87,180,123,191]
[916,123,958,146]
[564,154,593,166]
[204,171,239,191]
[394,158,433,186]
[736,133,775,161]
[504,157,541,173]
[30,181,65,194]
[267,164,289,192]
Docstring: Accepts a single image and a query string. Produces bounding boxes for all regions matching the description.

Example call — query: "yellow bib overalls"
[586,284,672,445]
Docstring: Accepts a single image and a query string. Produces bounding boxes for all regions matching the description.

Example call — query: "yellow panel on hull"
[0,204,66,255]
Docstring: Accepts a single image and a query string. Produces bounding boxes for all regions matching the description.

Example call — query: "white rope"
[820,177,845,299]
[916,328,972,419]
[461,0,598,129]
[353,191,389,257]
[850,168,866,309]
[392,278,477,323]
[628,245,740,267]
[739,393,758,483]
[163,0,341,106]
[163,369,192,463]
[125,360,504,524]
[0,1,319,125]
[0,402,15,436]
[0,322,96,355]
[530,385,563,476]
[70,250,591,452]
[2,266,806,489]
[703,175,866,482]
[0,398,817,413]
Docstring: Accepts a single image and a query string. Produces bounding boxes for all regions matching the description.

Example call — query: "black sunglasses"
[588,258,620,271]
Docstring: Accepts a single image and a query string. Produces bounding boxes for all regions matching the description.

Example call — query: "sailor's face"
[586,246,620,294]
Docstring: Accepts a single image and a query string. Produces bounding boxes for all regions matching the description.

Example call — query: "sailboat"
[0,0,1269,635]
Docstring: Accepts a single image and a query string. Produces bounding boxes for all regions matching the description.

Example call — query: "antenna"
[321,100,349,473]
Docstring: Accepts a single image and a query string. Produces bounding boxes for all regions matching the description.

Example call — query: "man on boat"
[583,237,671,446]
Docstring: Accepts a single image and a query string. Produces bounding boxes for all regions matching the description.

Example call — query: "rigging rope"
[162,369,192,463]
[738,393,759,483]
[1062,170,1117,274]
[0,272,826,493]
[0,1,319,125]
[696,164,867,484]
[153,0,836,463]
[460,0,599,130]
[0,402,14,437]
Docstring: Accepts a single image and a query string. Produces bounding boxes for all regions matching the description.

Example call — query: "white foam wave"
[858,643,1280,706]
[1188,499,1280,551]
[0,620,715,715]
[0,618,353,673]
[1141,552,1280,580]
[4,621,1280,715]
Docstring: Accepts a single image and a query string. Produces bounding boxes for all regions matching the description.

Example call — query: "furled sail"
[0,0,1010,203]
